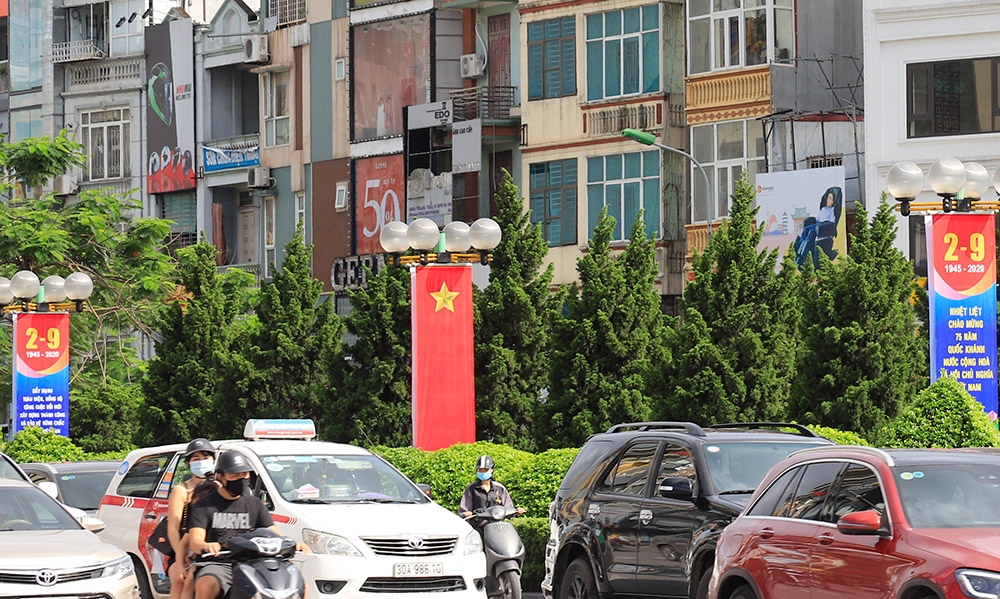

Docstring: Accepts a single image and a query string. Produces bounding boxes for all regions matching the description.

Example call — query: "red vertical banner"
[411,264,475,450]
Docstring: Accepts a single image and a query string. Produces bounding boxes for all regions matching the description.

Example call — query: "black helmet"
[216,450,253,474]
[476,455,494,470]
[184,438,214,459]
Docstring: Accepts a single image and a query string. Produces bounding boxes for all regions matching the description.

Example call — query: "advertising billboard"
[355,154,405,255]
[11,313,70,437]
[145,19,196,193]
[352,15,430,140]
[754,166,846,267]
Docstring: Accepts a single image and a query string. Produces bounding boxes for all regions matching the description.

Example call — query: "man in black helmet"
[186,450,308,599]
[459,455,525,518]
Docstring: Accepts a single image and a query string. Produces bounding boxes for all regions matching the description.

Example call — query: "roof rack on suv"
[605,422,707,436]
[706,422,820,437]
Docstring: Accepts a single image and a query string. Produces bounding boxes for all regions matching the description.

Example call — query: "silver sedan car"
[0,478,140,599]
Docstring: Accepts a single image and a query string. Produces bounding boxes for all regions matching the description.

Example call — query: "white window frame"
[295,191,306,229]
[335,183,348,211]
[264,195,276,278]
[263,71,291,147]
[585,5,660,102]
[687,0,793,75]
[80,108,131,182]
[335,58,347,81]
[690,118,765,223]
[110,0,145,57]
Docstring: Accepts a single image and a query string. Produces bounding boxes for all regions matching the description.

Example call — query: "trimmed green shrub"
[513,517,549,592]
[5,426,85,462]
[504,448,579,517]
[805,425,871,446]
[879,376,1000,448]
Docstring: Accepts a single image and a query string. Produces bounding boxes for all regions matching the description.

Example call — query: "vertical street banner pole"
[926,213,999,416]
[411,263,476,450]
[12,312,71,436]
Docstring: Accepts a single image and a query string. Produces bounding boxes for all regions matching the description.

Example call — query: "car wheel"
[131,555,153,599]
[559,559,597,599]
[499,570,522,599]
[694,567,712,599]
[728,584,756,599]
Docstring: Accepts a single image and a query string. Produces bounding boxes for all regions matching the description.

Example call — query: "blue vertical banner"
[926,213,999,417]
[12,312,71,436]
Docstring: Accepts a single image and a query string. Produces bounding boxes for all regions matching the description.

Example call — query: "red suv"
[710,446,1000,599]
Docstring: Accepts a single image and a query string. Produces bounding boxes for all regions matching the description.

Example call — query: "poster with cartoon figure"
[755,166,846,268]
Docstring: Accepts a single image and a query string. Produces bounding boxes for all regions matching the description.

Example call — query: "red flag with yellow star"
[411,264,476,449]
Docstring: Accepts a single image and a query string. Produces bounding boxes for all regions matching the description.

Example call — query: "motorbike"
[466,505,525,599]
[196,528,305,599]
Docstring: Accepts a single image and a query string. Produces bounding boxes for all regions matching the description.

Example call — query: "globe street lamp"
[886,157,1000,215]
[0,270,94,314]
[622,128,713,242]
[379,217,502,265]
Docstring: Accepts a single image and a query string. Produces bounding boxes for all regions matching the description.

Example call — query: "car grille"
[361,576,466,593]
[361,537,458,557]
[0,565,104,585]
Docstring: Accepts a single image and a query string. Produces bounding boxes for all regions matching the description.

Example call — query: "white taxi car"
[97,420,487,599]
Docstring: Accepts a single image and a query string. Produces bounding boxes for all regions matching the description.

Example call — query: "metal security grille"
[269,0,306,26]
[0,565,103,584]
[361,537,458,557]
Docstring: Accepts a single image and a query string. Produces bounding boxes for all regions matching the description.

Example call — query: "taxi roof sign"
[244,419,317,441]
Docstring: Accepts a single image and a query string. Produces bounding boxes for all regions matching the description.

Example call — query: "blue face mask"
[477,470,492,481]
[189,458,215,478]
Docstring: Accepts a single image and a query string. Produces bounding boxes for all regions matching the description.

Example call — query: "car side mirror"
[417,483,432,498]
[658,477,693,501]
[81,516,106,533]
[38,481,59,500]
[836,509,883,535]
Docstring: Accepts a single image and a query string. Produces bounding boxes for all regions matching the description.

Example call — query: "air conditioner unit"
[244,35,270,65]
[52,174,78,196]
[460,54,485,79]
[247,166,271,189]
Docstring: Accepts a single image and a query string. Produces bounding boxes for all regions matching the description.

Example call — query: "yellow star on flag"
[430,281,460,312]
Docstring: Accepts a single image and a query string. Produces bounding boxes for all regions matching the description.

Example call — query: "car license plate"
[393,562,443,577]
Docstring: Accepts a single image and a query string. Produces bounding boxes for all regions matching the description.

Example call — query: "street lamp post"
[622,128,713,242]
[886,157,1000,215]
[379,217,502,265]
[0,271,94,314]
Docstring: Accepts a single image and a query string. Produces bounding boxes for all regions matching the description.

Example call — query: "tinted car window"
[0,455,27,481]
[116,453,174,498]
[826,464,884,522]
[895,464,1000,528]
[654,443,694,486]
[747,466,802,517]
[782,462,843,521]
[705,442,824,493]
[598,442,658,496]
[560,440,614,494]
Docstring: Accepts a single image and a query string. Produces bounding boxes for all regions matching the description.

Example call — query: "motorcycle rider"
[459,455,526,519]
[186,450,309,599]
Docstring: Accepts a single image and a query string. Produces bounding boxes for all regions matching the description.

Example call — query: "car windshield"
[0,486,82,531]
[894,464,1000,528]
[704,442,827,494]
[259,454,429,504]
[57,470,117,511]
[0,456,27,482]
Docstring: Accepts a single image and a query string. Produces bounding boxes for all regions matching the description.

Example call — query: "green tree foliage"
[323,265,412,445]
[2,130,87,191]
[5,426,85,462]
[70,379,142,453]
[535,208,666,449]
[219,225,343,432]
[474,170,560,450]
[655,174,798,424]
[804,424,871,446]
[789,197,926,438]
[879,376,1000,448]
[139,243,254,443]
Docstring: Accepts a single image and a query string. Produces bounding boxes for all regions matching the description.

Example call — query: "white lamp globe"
[41,275,66,303]
[885,162,924,199]
[443,221,471,252]
[379,220,410,253]
[963,162,990,199]
[0,278,12,305]
[407,218,441,251]
[64,272,94,301]
[928,157,966,196]
[10,270,40,300]
[469,218,502,250]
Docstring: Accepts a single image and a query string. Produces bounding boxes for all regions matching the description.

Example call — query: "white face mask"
[189,458,215,478]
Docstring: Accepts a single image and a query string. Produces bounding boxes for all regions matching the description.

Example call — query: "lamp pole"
[622,128,712,242]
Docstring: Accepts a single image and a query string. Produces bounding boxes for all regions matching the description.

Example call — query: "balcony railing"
[587,103,659,136]
[686,66,771,112]
[450,86,516,121]
[269,0,306,26]
[65,57,142,90]
[52,39,106,63]
[0,61,9,94]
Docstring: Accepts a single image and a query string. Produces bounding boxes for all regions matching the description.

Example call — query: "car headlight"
[101,555,134,580]
[302,529,363,556]
[463,530,483,555]
[957,569,1000,598]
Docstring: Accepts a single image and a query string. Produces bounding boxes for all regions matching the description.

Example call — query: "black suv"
[541,422,833,599]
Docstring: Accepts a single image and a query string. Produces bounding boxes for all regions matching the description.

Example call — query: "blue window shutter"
[563,183,577,245]
[562,39,576,96]
[606,184,622,240]
[643,178,661,239]
[528,43,543,99]
[624,182,641,237]
[642,32,659,93]
[622,37,639,95]
[587,184,604,240]
[605,39,621,97]
[586,41,603,101]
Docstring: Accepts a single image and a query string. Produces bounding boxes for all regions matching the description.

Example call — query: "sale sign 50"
[926,213,999,416]
[13,312,71,436]
[355,154,405,255]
